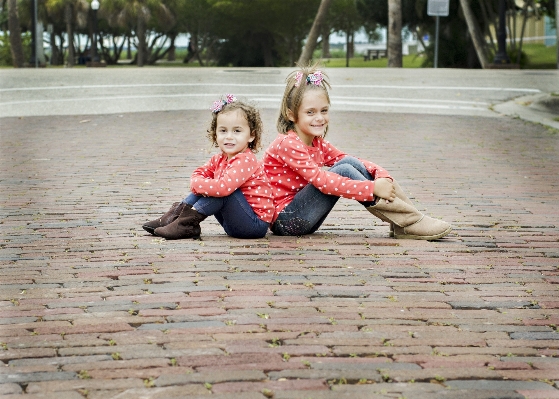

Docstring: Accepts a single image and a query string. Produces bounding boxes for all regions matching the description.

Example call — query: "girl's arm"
[191,152,258,197]
[275,138,376,202]
[191,156,218,181]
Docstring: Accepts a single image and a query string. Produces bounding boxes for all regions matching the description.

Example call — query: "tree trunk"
[262,33,274,67]
[50,31,59,65]
[127,36,132,59]
[137,15,145,67]
[167,34,176,61]
[297,0,332,65]
[321,22,330,58]
[459,0,489,68]
[556,0,559,69]
[387,0,402,67]
[516,1,529,65]
[65,3,74,67]
[345,30,350,67]
[7,0,25,67]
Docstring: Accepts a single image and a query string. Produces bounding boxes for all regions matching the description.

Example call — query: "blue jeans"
[182,190,269,239]
[271,157,375,236]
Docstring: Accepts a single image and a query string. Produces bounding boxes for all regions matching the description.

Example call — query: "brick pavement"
[1,109,558,399]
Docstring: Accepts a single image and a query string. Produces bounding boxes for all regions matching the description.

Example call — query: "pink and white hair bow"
[211,94,237,113]
[294,71,323,87]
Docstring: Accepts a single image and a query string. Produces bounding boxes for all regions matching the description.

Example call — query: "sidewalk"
[494,93,559,130]
[1,106,559,399]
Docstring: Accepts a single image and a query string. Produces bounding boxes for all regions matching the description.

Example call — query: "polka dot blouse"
[190,149,274,224]
[262,131,392,222]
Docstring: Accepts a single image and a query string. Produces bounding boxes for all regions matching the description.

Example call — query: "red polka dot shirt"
[262,131,392,223]
[190,149,274,224]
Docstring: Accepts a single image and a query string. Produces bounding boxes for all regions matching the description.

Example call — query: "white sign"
[427,0,449,16]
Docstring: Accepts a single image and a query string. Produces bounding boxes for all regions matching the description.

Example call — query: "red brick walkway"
[1,109,558,398]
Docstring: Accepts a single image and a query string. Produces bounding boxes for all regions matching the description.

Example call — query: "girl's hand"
[373,178,396,203]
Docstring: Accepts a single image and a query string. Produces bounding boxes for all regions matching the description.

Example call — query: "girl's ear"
[287,109,295,122]
[248,132,255,143]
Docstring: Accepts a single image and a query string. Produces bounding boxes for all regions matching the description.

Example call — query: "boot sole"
[158,235,201,240]
[394,226,452,241]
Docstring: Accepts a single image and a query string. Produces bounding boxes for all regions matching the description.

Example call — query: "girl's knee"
[330,163,357,178]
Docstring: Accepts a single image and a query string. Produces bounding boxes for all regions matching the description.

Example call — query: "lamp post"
[30,0,38,67]
[91,0,100,63]
[493,0,510,64]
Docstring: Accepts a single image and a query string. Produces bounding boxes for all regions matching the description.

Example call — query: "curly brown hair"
[207,99,264,153]
[277,62,331,136]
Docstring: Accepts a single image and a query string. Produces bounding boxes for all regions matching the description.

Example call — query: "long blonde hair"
[277,63,331,136]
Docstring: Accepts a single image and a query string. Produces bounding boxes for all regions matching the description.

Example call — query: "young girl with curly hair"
[142,95,273,240]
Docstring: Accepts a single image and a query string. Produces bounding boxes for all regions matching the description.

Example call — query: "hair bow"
[211,94,237,113]
[294,71,323,87]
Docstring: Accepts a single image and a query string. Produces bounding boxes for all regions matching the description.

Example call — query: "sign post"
[427,0,449,68]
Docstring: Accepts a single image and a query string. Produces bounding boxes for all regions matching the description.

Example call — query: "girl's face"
[216,109,254,159]
[288,89,329,146]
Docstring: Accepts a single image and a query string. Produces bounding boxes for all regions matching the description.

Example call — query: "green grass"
[523,43,557,69]
[318,53,425,68]
[4,42,553,69]
[318,43,556,68]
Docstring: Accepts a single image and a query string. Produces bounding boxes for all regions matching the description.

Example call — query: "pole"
[34,0,38,68]
[92,8,98,62]
[30,0,37,67]
[434,15,440,68]
[493,0,510,64]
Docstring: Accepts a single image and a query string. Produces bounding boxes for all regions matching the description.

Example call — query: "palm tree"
[106,0,173,66]
[64,2,75,66]
[387,0,402,67]
[298,0,332,65]
[8,0,25,67]
[46,0,89,66]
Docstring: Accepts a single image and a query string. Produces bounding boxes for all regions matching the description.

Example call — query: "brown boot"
[367,196,451,241]
[142,202,187,235]
[154,206,207,240]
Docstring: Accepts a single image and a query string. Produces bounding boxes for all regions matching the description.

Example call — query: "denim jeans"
[182,190,269,239]
[271,156,375,236]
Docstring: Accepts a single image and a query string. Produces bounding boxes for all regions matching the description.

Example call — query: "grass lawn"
[523,43,558,69]
[2,43,555,69]
[319,53,425,68]
[318,43,556,68]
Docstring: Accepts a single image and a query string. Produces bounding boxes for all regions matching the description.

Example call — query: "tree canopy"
[0,0,556,67]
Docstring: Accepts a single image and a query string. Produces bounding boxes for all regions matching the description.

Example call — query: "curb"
[493,93,559,130]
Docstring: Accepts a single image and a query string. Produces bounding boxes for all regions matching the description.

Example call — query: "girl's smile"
[216,109,255,159]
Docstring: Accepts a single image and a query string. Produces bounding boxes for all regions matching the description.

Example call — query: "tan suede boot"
[367,196,451,240]
[154,206,207,240]
[389,180,414,237]
[142,202,186,235]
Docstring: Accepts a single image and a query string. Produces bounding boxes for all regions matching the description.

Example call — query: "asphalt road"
[1,67,558,119]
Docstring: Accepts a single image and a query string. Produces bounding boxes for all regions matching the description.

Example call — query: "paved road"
[1,68,558,121]
[1,68,559,399]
